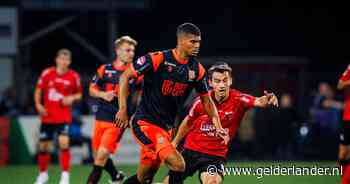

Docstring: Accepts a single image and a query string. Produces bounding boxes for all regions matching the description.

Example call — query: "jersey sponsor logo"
[48,88,64,102]
[136,56,146,66]
[161,80,189,96]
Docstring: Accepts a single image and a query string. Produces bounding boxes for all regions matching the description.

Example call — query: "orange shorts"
[92,120,125,154]
[131,119,176,167]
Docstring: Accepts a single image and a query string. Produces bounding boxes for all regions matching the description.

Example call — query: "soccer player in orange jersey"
[87,36,142,184]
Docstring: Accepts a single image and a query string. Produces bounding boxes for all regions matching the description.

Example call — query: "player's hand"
[62,95,76,106]
[171,141,178,148]
[216,128,230,145]
[115,109,129,128]
[101,91,116,102]
[35,104,47,116]
[264,90,279,107]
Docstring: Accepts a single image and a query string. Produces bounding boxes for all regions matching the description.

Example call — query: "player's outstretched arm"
[254,91,279,108]
[172,116,194,147]
[115,67,134,128]
[200,95,229,145]
[338,79,350,90]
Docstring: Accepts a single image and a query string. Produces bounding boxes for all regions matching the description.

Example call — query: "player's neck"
[174,47,189,60]
[214,92,229,104]
[113,59,128,67]
[56,67,69,75]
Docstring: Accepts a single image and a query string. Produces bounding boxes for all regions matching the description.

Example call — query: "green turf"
[0,161,341,184]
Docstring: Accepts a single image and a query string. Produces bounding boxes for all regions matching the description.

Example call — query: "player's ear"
[209,78,213,87]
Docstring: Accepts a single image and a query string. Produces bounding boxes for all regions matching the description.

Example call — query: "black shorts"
[340,120,350,145]
[39,123,69,141]
[170,148,226,183]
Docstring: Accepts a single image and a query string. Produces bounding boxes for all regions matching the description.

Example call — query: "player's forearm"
[89,85,104,98]
[201,96,223,130]
[118,72,130,112]
[34,89,43,108]
[73,92,83,102]
[173,117,192,145]
[338,80,349,90]
[254,96,268,108]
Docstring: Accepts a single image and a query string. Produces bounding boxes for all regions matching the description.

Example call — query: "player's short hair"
[177,23,201,37]
[56,48,71,57]
[208,62,233,79]
[114,36,138,48]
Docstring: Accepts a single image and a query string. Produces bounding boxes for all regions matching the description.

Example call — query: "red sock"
[38,152,50,172]
[342,163,349,184]
[60,149,70,172]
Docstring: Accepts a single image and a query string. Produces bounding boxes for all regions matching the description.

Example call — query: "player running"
[87,36,142,184]
[115,23,229,184]
[164,62,278,184]
[337,64,350,184]
[34,49,83,184]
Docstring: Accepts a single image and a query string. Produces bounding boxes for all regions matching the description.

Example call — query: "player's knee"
[170,158,185,172]
[94,149,109,165]
[58,135,69,149]
[39,141,50,151]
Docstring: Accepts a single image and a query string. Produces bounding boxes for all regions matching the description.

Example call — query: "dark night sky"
[3,0,350,84]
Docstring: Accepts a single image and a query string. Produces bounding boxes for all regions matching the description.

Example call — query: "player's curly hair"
[177,23,201,36]
[114,35,138,48]
[208,62,232,78]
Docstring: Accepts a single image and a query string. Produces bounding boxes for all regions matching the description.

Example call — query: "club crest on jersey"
[167,66,173,72]
[188,70,195,81]
[137,56,146,66]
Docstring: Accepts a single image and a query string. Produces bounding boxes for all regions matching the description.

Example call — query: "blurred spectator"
[0,86,21,117]
[253,105,275,160]
[272,93,299,160]
[309,82,343,159]
[311,82,342,133]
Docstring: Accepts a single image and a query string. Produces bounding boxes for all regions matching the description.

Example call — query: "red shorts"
[92,120,125,153]
[131,119,176,167]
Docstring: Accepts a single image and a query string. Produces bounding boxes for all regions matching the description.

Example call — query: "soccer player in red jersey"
[164,62,278,184]
[34,49,82,184]
[115,23,229,184]
[338,64,350,184]
[87,36,142,184]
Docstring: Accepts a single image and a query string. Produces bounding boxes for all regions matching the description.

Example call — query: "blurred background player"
[115,23,228,184]
[34,49,83,184]
[87,36,142,184]
[337,64,350,184]
[164,62,278,184]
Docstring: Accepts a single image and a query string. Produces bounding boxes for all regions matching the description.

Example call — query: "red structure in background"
[0,117,10,165]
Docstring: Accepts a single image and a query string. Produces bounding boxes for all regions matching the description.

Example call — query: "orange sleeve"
[97,65,106,78]
[197,63,206,81]
[149,52,164,72]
